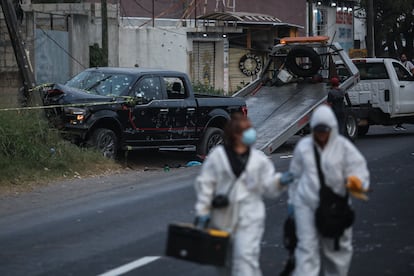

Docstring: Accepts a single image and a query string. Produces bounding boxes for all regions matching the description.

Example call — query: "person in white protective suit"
[288,105,370,276]
[194,112,294,276]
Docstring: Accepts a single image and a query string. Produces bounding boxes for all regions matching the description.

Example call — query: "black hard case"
[165,223,230,267]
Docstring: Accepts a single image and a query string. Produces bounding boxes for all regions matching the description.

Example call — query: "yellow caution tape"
[0,97,137,112]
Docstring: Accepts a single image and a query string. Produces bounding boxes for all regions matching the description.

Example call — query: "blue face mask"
[242,128,257,146]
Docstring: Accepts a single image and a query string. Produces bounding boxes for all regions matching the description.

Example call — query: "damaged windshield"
[65,71,134,96]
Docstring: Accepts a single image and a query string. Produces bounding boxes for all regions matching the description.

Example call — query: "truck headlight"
[64,107,88,124]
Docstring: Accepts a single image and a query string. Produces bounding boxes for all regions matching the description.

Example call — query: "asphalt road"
[0,125,413,276]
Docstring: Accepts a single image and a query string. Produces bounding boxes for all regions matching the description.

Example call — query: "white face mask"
[241,128,257,146]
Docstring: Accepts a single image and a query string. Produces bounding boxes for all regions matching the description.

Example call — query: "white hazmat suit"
[195,145,285,276]
[288,105,370,276]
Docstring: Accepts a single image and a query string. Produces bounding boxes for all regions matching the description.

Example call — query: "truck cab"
[341,58,414,135]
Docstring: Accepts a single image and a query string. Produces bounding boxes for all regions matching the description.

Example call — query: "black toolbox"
[165,223,230,266]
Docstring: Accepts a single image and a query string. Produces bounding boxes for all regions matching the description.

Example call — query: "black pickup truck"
[42,67,247,158]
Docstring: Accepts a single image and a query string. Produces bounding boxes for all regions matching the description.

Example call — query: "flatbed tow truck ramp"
[246,82,327,155]
[234,36,360,155]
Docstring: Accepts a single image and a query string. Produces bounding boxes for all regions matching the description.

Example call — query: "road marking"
[97,256,160,276]
[280,155,293,159]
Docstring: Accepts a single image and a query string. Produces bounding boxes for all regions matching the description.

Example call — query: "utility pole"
[194,0,197,28]
[1,0,36,104]
[308,0,313,36]
[101,0,108,66]
[366,0,375,57]
[152,0,155,27]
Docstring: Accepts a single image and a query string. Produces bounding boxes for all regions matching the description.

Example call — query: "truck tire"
[358,125,369,136]
[345,113,358,142]
[285,46,321,77]
[89,128,118,159]
[197,127,224,157]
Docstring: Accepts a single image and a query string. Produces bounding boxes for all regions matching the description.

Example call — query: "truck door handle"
[400,85,405,88]
[160,108,169,113]
[187,108,195,112]
[384,90,390,102]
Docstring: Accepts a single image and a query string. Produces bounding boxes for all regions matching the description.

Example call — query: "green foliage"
[192,81,226,96]
[0,110,117,186]
[360,0,414,58]
[89,43,107,67]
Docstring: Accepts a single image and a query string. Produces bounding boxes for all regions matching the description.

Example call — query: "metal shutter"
[192,41,216,87]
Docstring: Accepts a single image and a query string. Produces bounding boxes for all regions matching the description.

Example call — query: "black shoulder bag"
[314,146,355,250]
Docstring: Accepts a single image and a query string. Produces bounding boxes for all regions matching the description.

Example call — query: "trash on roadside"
[186,161,202,167]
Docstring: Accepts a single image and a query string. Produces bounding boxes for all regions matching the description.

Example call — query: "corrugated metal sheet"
[35,29,70,84]
[198,11,302,28]
[199,11,282,23]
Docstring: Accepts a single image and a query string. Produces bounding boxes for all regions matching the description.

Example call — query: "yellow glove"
[346,176,369,201]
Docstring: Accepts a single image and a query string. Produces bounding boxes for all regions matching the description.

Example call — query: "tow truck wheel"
[89,128,118,159]
[197,127,224,157]
[345,113,358,142]
[285,46,321,77]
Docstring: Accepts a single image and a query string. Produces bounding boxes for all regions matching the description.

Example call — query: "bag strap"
[313,145,327,189]
[220,146,249,197]
[314,145,349,198]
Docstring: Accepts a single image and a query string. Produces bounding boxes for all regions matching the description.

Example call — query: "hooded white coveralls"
[288,105,370,276]
[195,145,285,276]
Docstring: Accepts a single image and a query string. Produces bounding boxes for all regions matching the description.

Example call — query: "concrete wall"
[88,4,119,67]
[119,26,188,73]
[354,17,366,49]
[69,14,90,77]
[0,72,21,107]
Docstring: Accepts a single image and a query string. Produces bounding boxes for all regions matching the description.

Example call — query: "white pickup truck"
[338,58,414,136]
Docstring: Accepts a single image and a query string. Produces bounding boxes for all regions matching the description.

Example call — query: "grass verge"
[0,110,120,191]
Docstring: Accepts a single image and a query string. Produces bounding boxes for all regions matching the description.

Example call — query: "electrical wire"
[135,0,187,28]
[132,0,152,14]
[38,27,87,69]
[120,2,135,26]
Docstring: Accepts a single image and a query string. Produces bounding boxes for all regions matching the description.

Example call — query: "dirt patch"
[0,149,201,197]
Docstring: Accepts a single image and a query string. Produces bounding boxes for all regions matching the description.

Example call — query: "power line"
[38,27,87,69]
[132,0,152,14]
[119,2,135,27]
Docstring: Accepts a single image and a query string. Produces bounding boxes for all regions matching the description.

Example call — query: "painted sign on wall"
[335,10,353,54]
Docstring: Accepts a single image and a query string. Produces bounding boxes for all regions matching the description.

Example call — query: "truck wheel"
[285,46,321,77]
[89,128,118,159]
[358,125,369,136]
[197,127,224,157]
[345,113,358,142]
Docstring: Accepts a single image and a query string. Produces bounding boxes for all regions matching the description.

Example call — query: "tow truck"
[234,36,360,154]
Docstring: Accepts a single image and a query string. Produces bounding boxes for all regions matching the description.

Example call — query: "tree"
[360,0,414,59]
